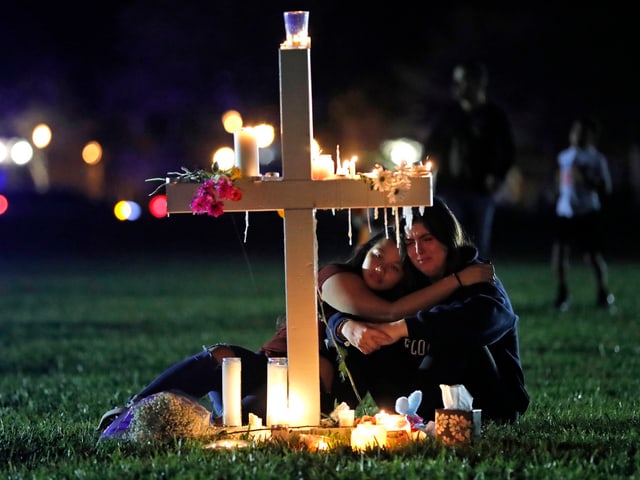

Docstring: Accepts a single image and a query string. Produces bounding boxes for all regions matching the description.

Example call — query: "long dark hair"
[335,228,408,300]
[402,197,475,288]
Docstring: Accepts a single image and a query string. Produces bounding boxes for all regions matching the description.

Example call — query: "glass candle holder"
[266,357,289,426]
[283,11,309,48]
[222,357,242,426]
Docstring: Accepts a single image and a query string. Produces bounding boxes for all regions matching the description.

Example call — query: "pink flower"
[190,193,211,215]
[189,173,241,217]
[202,179,217,196]
[228,188,242,201]
[215,177,236,200]
[207,200,225,217]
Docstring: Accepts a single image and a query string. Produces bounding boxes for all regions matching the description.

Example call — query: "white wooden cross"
[166,44,432,427]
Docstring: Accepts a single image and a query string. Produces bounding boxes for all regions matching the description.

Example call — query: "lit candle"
[299,434,330,451]
[266,357,289,426]
[222,357,242,426]
[335,145,346,175]
[283,11,310,49]
[338,409,355,427]
[349,155,357,177]
[311,154,334,180]
[204,438,250,449]
[411,159,432,177]
[248,412,263,429]
[377,413,410,432]
[374,410,389,425]
[234,127,259,177]
[377,413,411,447]
[350,422,387,451]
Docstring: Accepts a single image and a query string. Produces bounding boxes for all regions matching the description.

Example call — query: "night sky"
[1,2,638,207]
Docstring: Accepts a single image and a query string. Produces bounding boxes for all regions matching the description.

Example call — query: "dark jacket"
[327,246,529,421]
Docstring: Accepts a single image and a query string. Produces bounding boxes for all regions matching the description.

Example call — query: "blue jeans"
[132,344,269,424]
[130,344,338,424]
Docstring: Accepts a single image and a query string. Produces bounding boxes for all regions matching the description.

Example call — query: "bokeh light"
[113,200,141,221]
[32,124,52,149]
[381,138,423,166]
[222,110,243,134]
[0,194,8,215]
[10,139,34,165]
[213,147,235,171]
[82,141,103,165]
[148,194,167,218]
[254,123,275,148]
[0,141,8,163]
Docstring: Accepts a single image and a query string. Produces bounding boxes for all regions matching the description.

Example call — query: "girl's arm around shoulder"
[321,263,494,323]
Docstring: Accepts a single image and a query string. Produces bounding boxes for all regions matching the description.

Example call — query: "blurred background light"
[0,140,8,163]
[148,194,167,218]
[222,110,243,134]
[0,194,8,215]
[32,124,52,149]
[254,123,275,148]
[10,139,34,166]
[213,146,235,171]
[381,138,423,167]
[82,141,103,165]
[114,200,141,221]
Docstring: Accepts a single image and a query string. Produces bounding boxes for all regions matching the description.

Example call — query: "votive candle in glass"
[266,357,289,426]
[222,357,242,426]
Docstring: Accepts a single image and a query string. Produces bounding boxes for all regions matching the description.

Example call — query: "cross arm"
[165,176,433,214]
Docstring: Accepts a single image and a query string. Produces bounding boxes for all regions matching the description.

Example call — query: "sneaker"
[96,406,126,431]
[597,290,615,308]
[554,286,569,311]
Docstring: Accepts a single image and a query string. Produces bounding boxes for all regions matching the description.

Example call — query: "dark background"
[1,2,638,258]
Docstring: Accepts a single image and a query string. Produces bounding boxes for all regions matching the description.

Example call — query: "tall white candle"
[222,357,242,426]
[266,357,288,426]
[234,127,259,177]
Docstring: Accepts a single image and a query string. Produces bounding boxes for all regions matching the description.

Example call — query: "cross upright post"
[277,46,321,425]
[166,37,433,427]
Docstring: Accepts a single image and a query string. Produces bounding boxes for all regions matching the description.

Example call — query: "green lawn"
[1,252,638,479]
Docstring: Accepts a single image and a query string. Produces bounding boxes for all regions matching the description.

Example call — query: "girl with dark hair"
[327,198,529,424]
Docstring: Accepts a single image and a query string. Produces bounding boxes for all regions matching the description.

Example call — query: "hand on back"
[457,262,495,286]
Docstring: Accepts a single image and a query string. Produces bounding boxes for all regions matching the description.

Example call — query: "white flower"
[362,165,412,204]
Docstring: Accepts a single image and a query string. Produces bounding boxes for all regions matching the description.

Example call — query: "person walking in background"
[423,60,515,258]
[552,115,614,310]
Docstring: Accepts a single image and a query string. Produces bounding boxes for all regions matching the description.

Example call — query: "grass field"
[1,251,639,479]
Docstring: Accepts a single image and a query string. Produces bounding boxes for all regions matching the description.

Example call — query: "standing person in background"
[423,60,515,258]
[552,115,614,310]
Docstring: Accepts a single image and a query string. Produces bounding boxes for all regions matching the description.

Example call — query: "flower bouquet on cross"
[147,164,243,217]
